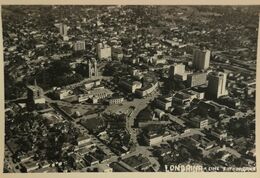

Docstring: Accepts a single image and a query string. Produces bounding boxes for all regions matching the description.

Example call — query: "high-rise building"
[97,43,111,60]
[27,80,45,106]
[168,63,186,78]
[207,72,228,98]
[59,23,68,36]
[193,49,210,70]
[74,41,86,51]
[86,58,98,78]
[187,72,207,87]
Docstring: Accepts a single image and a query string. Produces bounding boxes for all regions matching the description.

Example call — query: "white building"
[74,40,86,51]
[207,72,228,98]
[59,23,68,36]
[27,84,46,105]
[145,133,163,146]
[53,89,73,100]
[78,87,113,103]
[77,135,91,146]
[169,63,186,78]
[97,164,113,172]
[211,129,227,140]
[84,80,101,90]
[136,82,158,97]
[109,97,124,105]
[97,43,111,60]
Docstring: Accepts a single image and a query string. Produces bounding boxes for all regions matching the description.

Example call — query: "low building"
[211,128,227,140]
[109,96,124,105]
[53,88,73,100]
[188,115,208,128]
[162,131,173,142]
[84,80,101,90]
[144,132,163,146]
[191,135,216,150]
[39,160,51,169]
[123,155,151,171]
[155,96,172,111]
[78,87,113,103]
[119,80,142,93]
[77,135,91,146]
[22,160,39,172]
[136,82,158,97]
[97,164,113,172]
[84,155,99,166]
[172,92,193,109]
[182,89,204,100]
[152,57,166,65]
[63,35,69,41]
[138,120,171,128]
[154,109,165,119]
[78,94,92,103]
[190,88,205,99]
[90,87,113,99]
[218,96,241,108]
[31,167,57,173]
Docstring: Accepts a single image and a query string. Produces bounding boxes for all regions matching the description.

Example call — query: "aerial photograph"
[2,5,258,172]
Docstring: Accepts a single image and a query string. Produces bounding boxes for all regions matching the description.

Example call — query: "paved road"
[106,90,160,145]
[103,90,162,170]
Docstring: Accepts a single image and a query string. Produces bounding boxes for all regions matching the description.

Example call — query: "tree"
[180,147,191,162]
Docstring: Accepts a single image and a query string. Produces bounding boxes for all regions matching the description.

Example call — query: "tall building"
[59,23,68,36]
[187,72,207,87]
[27,80,45,106]
[97,43,111,60]
[193,49,210,70]
[74,41,86,51]
[207,72,228,98]
[86,58,98,78]
[168,63,185,78]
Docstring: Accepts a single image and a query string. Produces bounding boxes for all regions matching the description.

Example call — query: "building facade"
[168,63,185,78]
[27,82,46,106]
[74,40,86,51]
[207,72,228,98]
[97,43,111,60]
[135,82,158,97]
[59,23,68,36]
[187,72,207,87]
[192,49,210,70]
[86,58,98,78]
[109,97,124,105]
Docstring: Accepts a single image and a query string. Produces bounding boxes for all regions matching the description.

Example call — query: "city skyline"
[1,5,258,173]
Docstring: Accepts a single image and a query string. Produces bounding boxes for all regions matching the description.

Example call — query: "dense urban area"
[2,5,258,172]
